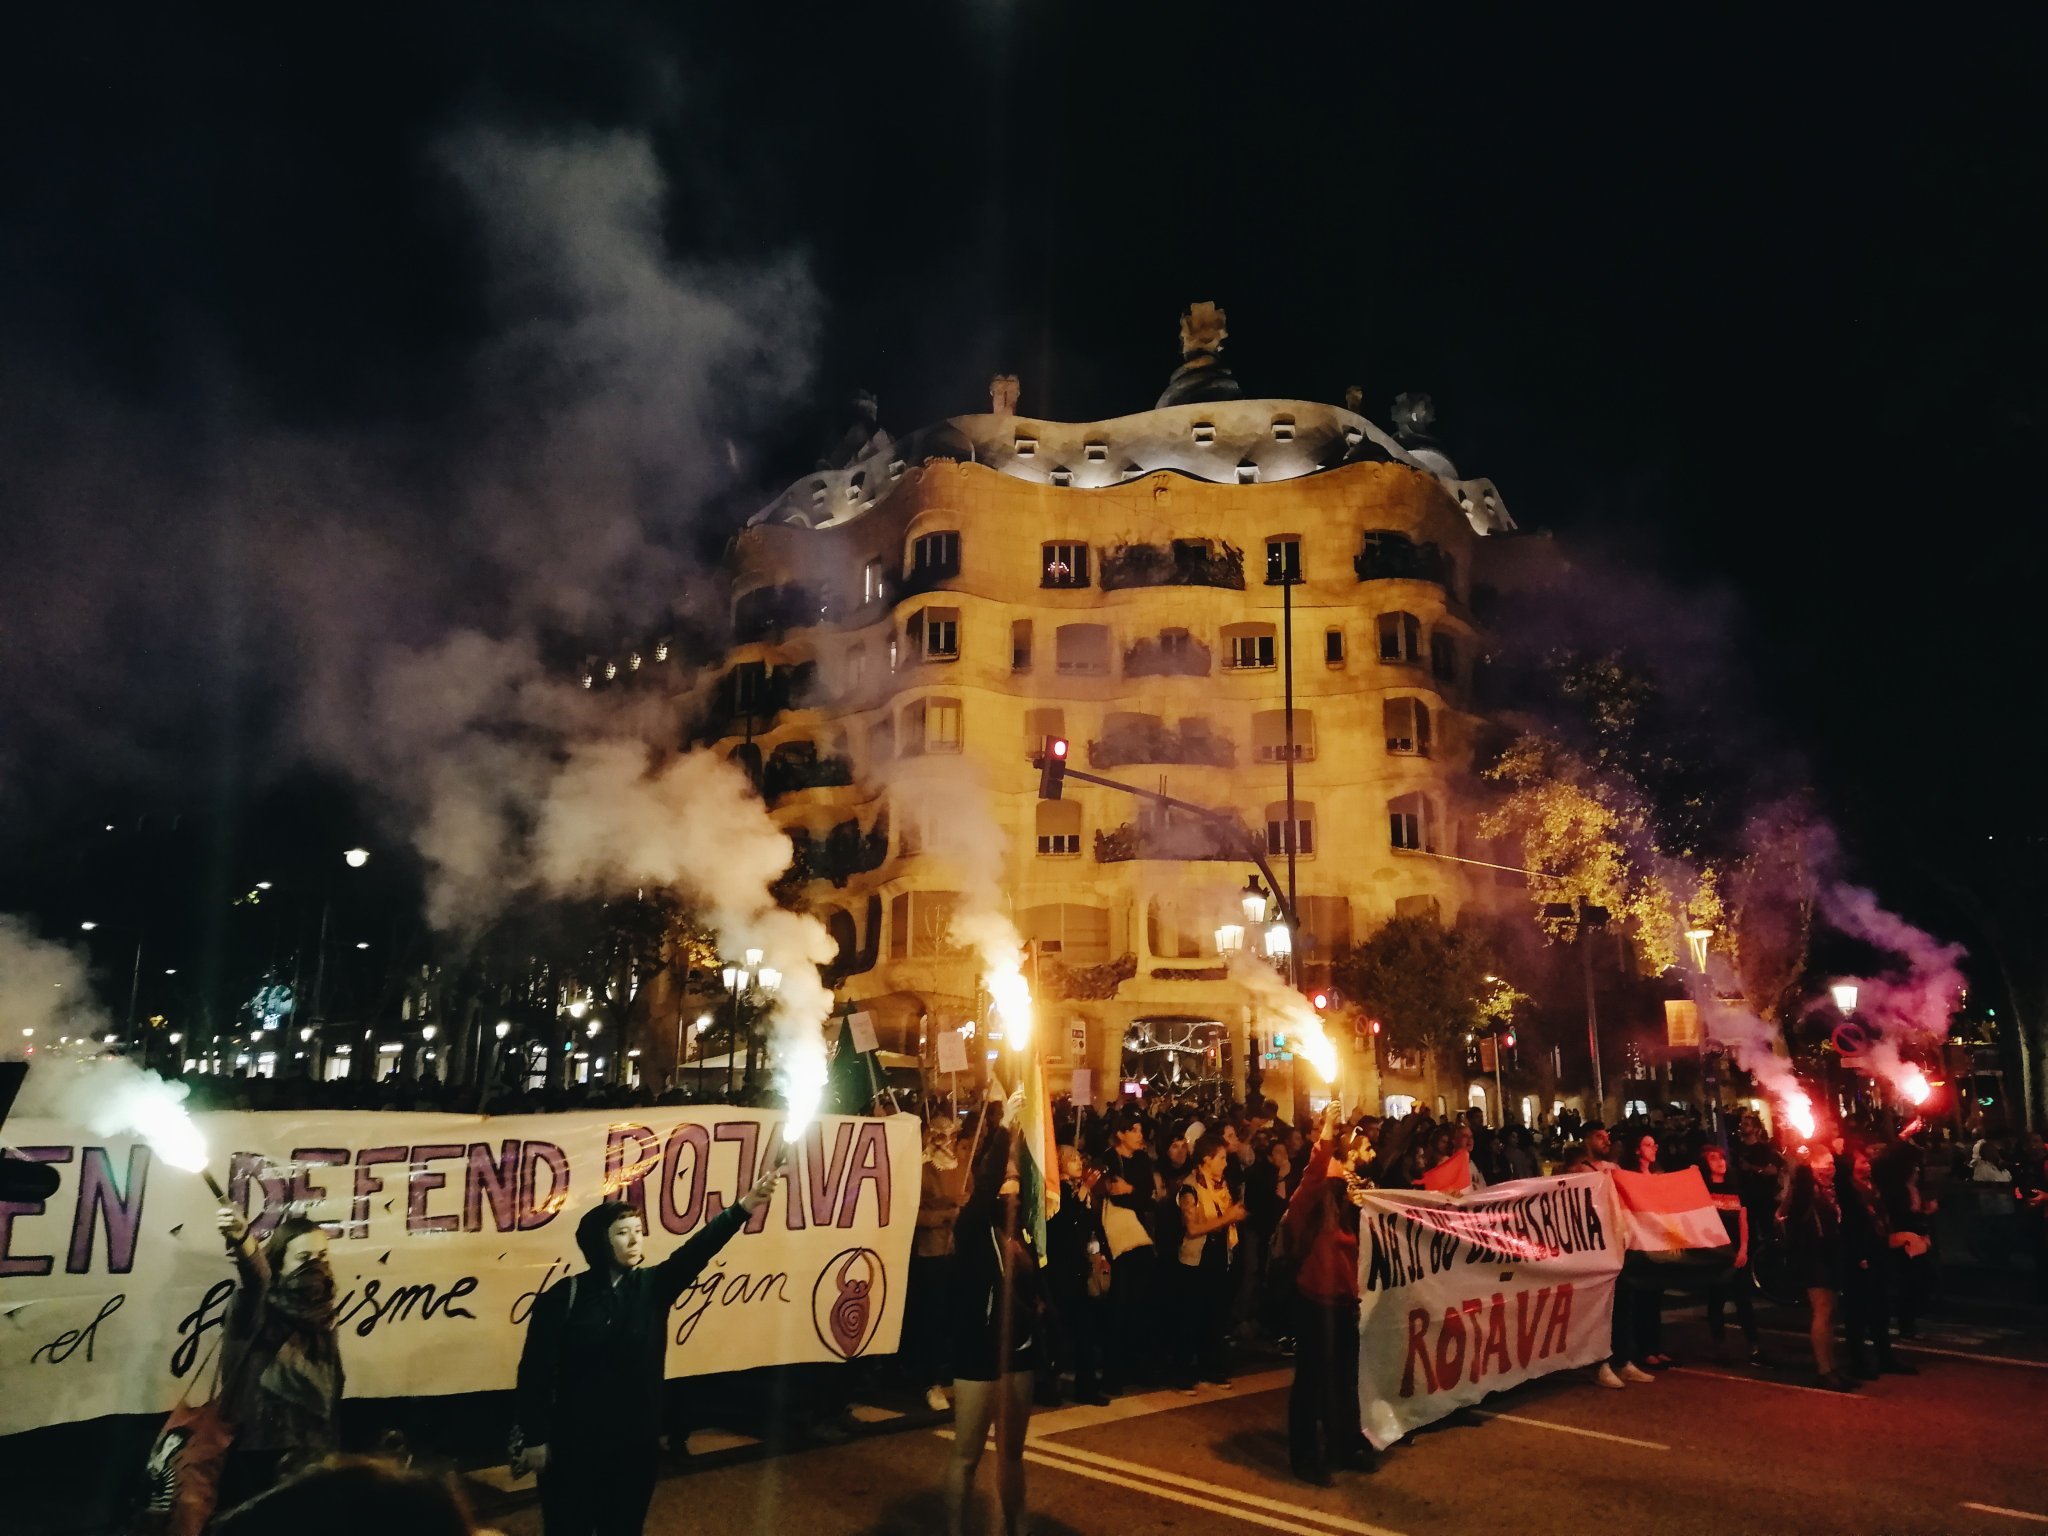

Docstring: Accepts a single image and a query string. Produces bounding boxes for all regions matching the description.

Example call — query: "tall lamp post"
[718,952,783,1100]
[79,921,144,1040]
[1544,901,1612,1119]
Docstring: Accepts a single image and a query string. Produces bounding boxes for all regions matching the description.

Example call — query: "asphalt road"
[486,1295,2047,1536]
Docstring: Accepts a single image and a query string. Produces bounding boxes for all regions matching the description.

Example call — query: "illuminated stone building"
[667,308,1518,1114]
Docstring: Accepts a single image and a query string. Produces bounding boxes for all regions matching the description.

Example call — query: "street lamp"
[81,920,146,1041]
[1685,927,1714,974]
[1214,922,1246,956]
[1830,982,1859,1015]
[1263,922,1292,960]
[343,848,370,869]
[1240,877,1270,927]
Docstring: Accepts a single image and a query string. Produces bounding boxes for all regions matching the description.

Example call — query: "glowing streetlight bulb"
[255,880,274,891]
[80,921,99,932]
[343,848,370,868]
[757,966,783,994]
[586,1020,602,1038]
[721,965,745,991]
[567,999,588,1019]
[421,1025,437,1040]
[743,947,765,969]
[1240,877,1269,926]
[495,1021,511,1039]
[1830,983,1859,1014]
[1214,922,1245,956]
[1264,922,1292,958]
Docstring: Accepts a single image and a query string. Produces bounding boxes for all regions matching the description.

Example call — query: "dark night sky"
[3,4,2044,957]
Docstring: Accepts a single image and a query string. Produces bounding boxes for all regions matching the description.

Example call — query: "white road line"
[847,1403,904,1423]
[1024,1369,1292,1436]
[1471,1411,1670,1450]
[1017,1446,1406,1536]
[1962,1502,2048,1525]
[1666,1365,1868,1399]
[1026,1439,1405,1536]
[1754,1327,2048,1372]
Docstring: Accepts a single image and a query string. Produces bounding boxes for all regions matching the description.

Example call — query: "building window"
[1389,791,1436,852]
[1055,624,1112,676]
[1014,436,1037,457]
[1191,422,1216,444]
[846,644,867,695]
[1384,697,1432,756]
[1431,630,1459,683]
[1051,467,1074,487]
[911,530,960,576]
[1222,623,1277,670]
[1237,461,1260,485]
[890,890,966,960]
[1147,898,1209,959]
[1024,707,1066,760]
[1021,903,1111,965]
[1271,415,1295,442]
[1042,542,1091,588]
[1394,894,1441,922]
[862,559,886,606]
[1264,536,1302,584]
[1265,800,1316,857]
[1324,627,1345,666]
[1084,441,1108,462]
[903,696,962,755]
[1377,611,1422,663]
[1036,800,1082,856]
[916,607,959,660]
[1297,894,1353,956]
[1253,709,1316,762]
[1012,619,1033,671]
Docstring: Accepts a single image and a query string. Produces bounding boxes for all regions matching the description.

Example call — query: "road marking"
[1025,1369,1291,1436]
[847,1403,903,1424]
[1017,1445,1407,1536]
[1026,1439,1404,1536]
[1962,1503,2048,1524]
[1471,1411,1670,1450]
[1666,1365,1868,1399]
[685,1429,763,1453]
[1754,1327,2048,1372]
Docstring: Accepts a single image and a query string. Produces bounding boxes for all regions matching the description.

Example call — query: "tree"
[1334,916,1501,1105]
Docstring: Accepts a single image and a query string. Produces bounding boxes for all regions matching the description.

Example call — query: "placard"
[846,1010,880,1054]
[935,1029,969,1074]
[1070,1068,1093,1107]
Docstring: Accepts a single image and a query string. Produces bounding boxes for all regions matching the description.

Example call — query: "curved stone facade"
[697,397,1512,1110]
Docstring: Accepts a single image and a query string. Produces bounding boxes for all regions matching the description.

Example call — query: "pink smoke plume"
[1816,880,1966,1103]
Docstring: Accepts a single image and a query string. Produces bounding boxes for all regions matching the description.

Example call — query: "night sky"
[4,6,2044,984]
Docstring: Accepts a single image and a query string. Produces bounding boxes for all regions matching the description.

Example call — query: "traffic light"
[1309,989,1330,1012]
[1037,736,1069,799]
[1501,1029,1516,1050]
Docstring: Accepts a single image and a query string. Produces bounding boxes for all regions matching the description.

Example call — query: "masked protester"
[514,1149,786,1536]
[944,1115,1043,1536]
[212,1212,345,1517]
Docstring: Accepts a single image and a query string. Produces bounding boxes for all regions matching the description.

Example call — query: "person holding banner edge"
[1282,1103,1367,1484]
[512,1144,789,1536]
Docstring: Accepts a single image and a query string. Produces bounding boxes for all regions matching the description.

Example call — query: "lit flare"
[779,1042,828,1144]
[1298,1023,1339,1084]
[1899,1064,1931,1106]
[987,963,1033,1053]
[1782,1088,1816,1141]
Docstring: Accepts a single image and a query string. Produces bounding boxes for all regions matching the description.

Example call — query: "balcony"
[702,659,817,740]
[762,742,855,802]
[1094,815,1256,863]
[1087,719,1236,770]
[733,582,836,643]
[899,557,960,600]
[1123,635,1212,678]
[787,813,890,888]
[1355,535,1453,586]
[1099,539,1245,592]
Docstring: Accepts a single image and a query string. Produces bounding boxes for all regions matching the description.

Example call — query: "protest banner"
[1355,1172,1626,1448]
[0,1108,919,1436]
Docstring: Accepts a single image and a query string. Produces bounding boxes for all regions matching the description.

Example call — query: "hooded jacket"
[514,1201,749,1449]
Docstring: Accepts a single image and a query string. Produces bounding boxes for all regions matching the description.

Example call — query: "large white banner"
[1355,1173,1625,1448]
[0,1109,919,1435]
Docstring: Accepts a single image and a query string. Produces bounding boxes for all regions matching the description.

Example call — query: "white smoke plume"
[0,919,207,1168]
[1226,954,1336,1085]
[881,757,1034,1047]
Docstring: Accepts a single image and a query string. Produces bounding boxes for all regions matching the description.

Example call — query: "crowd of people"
[160,1070,2044,1535]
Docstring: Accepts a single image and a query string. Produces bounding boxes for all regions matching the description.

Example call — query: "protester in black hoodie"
[514,1148,785,1536]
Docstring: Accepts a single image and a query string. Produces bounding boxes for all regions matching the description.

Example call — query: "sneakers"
[1620,1363,1656,1384]
[1596,1363,1625,1389]
[924,1386,950,1413]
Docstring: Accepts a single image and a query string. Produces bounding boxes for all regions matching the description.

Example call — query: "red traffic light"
[1037,736,1070,799]
[1371,1019,1382,1035]
[1501,1031,1516,1049]
[1309,990,1330,1011]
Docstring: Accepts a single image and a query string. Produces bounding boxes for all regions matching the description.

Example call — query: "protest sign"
[935,1029,969,1075]
[845,1011,880,1054]
[0,1108,918,1435]
[1355,1173,1625,1448]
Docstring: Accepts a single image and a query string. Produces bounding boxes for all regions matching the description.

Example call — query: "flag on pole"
[1015,1043,1060,1261]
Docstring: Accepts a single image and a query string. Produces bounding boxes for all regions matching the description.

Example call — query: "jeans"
[1105,1246,1161,1388]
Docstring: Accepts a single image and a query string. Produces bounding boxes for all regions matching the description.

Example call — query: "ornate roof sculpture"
[745,309,1514,536]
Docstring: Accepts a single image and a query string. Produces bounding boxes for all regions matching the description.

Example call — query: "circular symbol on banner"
[812,1247,886,1359]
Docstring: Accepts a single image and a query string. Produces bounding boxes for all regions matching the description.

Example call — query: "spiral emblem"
[811,1246,886,1359]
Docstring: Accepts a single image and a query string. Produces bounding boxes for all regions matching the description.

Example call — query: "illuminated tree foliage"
[1334,915,1501,1096]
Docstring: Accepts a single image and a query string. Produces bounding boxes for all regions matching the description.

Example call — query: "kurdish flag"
[1016,1042,1060,1261]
